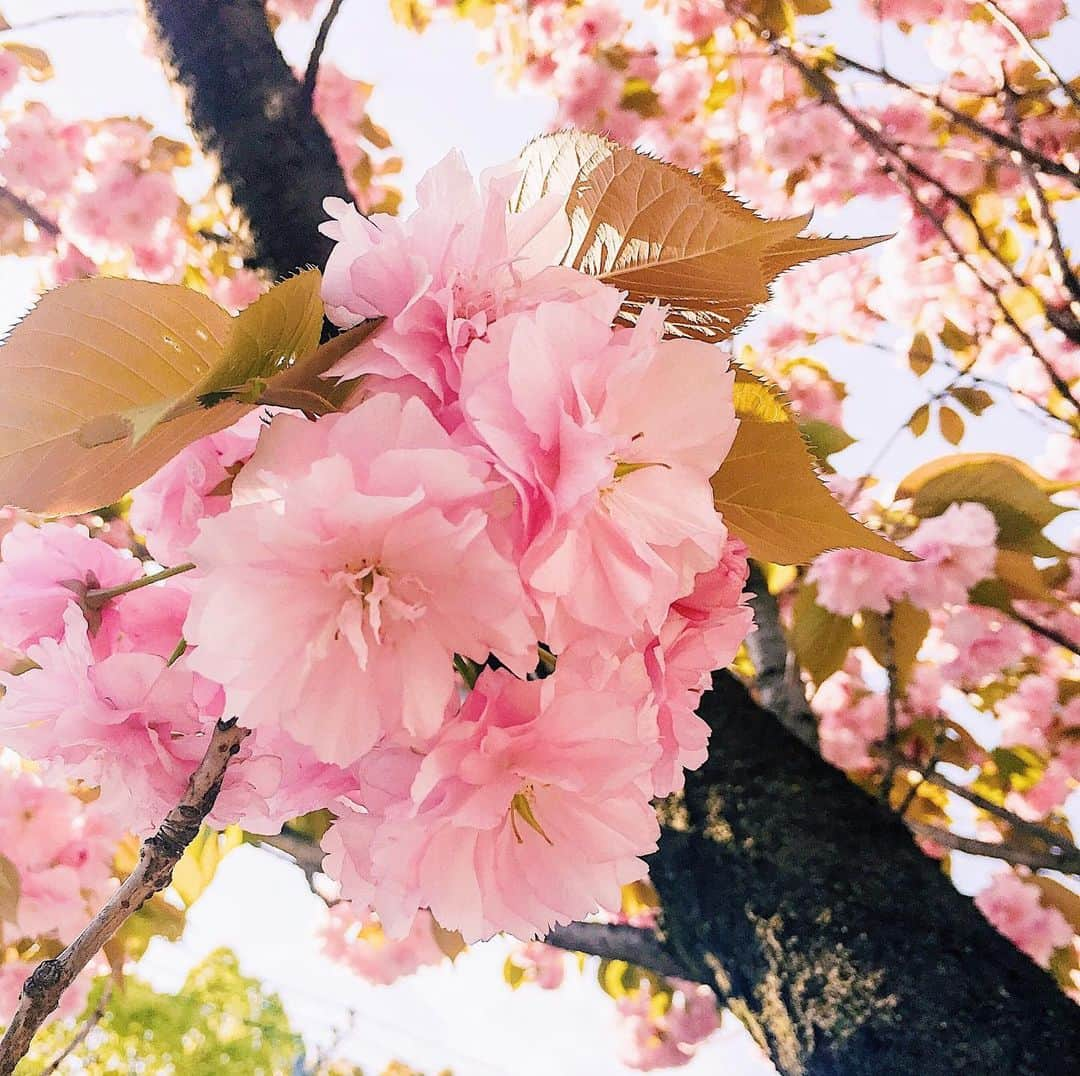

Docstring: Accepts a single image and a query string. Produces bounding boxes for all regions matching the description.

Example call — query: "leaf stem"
[85,562,195,608]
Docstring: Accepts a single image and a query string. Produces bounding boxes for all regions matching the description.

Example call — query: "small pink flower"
[129,411,265,567]
[320,904,446,985]
[904,502,998,609]
[0,521,141,653]
[807,548,912,616]
[975,872,1073,967]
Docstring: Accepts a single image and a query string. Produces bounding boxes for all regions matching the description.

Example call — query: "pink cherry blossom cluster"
[615,979,719,1071]
[419,0,1078,444]
[0,152,752,946]
[974,872,1073,968]
[318,904,447,985]
[807,502,1000,617]
[0,767,122,945]
[0,520,355,837]
[179,151,750,942]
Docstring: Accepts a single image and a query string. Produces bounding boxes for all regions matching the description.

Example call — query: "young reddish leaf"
[789,582,856,683]
[948,386,994,416]
[712,368,913,564]
[0,272,356,514]
[514,131,887,341]
[0,277,236,513]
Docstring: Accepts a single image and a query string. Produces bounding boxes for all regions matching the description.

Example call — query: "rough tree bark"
[141,0,350,280]
[141,4,1080,1074]
[648,673,1080,1075]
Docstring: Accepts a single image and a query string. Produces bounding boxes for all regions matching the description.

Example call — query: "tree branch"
[744,564,818,750]
[647,671,1080,1075]
[906,820,1080,872]
[40,982,112,1076]
[302,0,347,106]
[543,922,697,982]
[828,50,1079,186]
[140,0,350,279]
[0,720,249,1076]
[772,38,1080,412]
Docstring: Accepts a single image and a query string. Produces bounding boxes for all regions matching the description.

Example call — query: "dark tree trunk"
[647,672,1080,1075]
[141,5,1080,1073]
[141,0,350,280]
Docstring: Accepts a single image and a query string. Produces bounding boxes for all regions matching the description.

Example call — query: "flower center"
[509,785,554,846]
[328,562,426,663]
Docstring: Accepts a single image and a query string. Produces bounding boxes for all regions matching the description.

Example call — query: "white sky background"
[0,1,1077,1072]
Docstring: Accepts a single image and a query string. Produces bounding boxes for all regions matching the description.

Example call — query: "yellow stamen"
[509,790,554,846]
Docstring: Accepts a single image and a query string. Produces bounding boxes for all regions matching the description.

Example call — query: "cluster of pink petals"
[318,904,446,986]
[3,151,751,943]
[184,394,535,764]
[505,941,567,989]
[809,502,999,618]
[0,768,123,943]
[300,154,751,939]
[323,657,662,942]
[975,872,1073,967]
[615,980,719,1070]
[129,411,265,567]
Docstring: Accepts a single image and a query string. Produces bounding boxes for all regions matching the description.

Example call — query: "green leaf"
[712,369,913,564]
[789,582,856,683]
[799,419,854,466]
[0,852,20,923]
[860,601,931,690]
[898,453,1073,558]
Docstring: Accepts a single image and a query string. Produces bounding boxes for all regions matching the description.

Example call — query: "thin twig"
[879,745,1080,857]
[772,41,1080,412]
[744,564,818,750]
[543,922,699,983]
[0,720,249,1075]
[84,562,195,607]
[1011,609,1080,657]
[829,50,1079,186]
[40,981,113,1076]
[906,820,1080,872]
[980,0,1080,112]
[1003,83,1080,332]
[0,8,133,34]
[879,609,900,803]
[0,184,60,238]
[301,0,346,105]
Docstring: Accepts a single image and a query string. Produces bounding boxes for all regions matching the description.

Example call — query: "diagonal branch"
[543,922,698,982]
[302,0,347,105]
[0,720,249,1076]
[141,0,350,280]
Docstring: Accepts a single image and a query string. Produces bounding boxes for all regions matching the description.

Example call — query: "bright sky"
[0,2,1075,1072]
